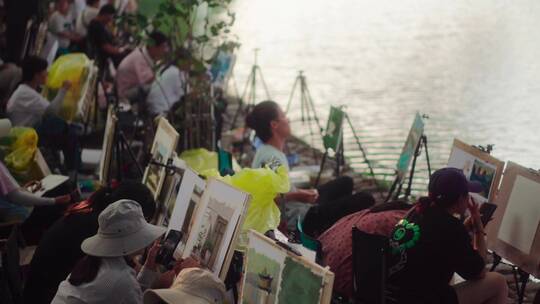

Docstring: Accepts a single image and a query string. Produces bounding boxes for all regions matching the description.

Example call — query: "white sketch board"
[497,175,540,254]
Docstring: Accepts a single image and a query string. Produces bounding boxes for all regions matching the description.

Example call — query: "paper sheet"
[28,174,69,197]
[497,175,540,254]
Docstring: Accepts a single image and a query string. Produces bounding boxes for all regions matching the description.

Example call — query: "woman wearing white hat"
[143,268,227,304]
[51,199,167,304]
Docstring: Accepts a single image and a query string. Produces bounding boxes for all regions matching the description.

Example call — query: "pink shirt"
[0,161,19,196]
[318,209,408,298]
[116,47,154,98]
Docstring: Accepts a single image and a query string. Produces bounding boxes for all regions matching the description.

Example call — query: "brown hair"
[245,100,281,142]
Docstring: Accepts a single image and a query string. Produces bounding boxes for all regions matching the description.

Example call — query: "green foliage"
[119,0,239,68]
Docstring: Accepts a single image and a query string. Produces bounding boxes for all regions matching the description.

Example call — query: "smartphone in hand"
[156,230,183,267]
[479,203,497,227]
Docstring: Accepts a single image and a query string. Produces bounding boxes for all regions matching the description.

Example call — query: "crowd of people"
[0,0,516,303]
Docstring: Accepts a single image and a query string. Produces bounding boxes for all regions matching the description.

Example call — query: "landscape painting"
[240,230,334,304]
[447,139,504,203]
[182,179,250,278]
[396,112,424,178]
[142,117,179,199]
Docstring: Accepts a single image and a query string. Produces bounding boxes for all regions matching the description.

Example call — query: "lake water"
[230,0,540,188]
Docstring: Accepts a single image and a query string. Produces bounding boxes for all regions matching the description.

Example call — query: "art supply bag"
[4,127,38,171]
[46,53,90,121]
[231,166,290,235]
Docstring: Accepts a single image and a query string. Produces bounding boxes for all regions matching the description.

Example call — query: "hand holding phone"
[479,202,497,227]
[156,230,183,267]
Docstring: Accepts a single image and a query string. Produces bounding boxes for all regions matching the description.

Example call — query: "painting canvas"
[396,112,424,178]
[487,162,540,277]
[182,179,250,279]
[447,139,504,203]
[98,106,117,185]
[155,171,184,226]
[168,167,206,257]
[241,230,334,304]
[142,117,179,199]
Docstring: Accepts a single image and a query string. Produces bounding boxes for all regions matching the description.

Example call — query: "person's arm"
[6,189,71,206]
[137,241,161,291]
[102,43,123,56]
[46,81,71,115]
[284,188,319,204]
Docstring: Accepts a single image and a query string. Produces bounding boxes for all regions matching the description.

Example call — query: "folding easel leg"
[315,151,328,187]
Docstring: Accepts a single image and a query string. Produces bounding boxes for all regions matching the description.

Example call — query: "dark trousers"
[303,176,375,237]
[35,115,81,172]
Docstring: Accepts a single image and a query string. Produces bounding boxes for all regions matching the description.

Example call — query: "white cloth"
[75,6,99,36]
[48,11,74,48]
[251,143,290,170]
[146,66,186,116]
[6,84,67,127]
[52,257,158,304]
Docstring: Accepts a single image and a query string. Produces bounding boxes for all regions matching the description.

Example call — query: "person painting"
[387,167,508,304]
[6,56,81,179]
[116,31,169,104]
[24,181,156,304]
[245,100,375,236]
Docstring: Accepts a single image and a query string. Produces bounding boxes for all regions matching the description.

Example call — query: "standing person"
[75,0,99,37]
[86,4,126,67]
[246,100,375,235]
[387,167,508,304]
[48,0,82,55]
[24,181,156,304]
[51,199,166,304]
[116,31,169,104]
[6,56,80,179]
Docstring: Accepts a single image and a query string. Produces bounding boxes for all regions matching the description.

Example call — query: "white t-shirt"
[6,84,66,127]
[75,6,99,36]
[48,11,74,48]
[146,66,187,116]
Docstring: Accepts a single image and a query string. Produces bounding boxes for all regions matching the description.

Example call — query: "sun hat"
[428,167,483,200]
[143,268,227,304]
[81,199,166,257]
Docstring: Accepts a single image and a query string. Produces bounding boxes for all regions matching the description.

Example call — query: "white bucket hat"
[81,199,166,257]
[143,268,227,304]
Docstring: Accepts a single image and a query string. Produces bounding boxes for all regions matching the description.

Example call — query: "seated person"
[246,101,375,235]
[387,168,508,304]
[24,181,155,304]
[75,0,100,37]
[49,0,82,55]
[51,199,166,303]
[87,4,127,67]
[143,268,227,304]
[6,56,80,178]
[0,160,73,223]
[145,64,187,117]
[0,57,22,111]
[318,200,411,299]
[116,31,169,104]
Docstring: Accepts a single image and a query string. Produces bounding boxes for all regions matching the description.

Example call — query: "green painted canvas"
[277,257,323,304]
[243,248,281,304]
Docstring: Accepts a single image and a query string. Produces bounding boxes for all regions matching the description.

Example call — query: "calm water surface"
[230,0,540,185]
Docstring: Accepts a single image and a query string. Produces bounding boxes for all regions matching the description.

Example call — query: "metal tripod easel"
[285,71,324,160]
[230,49,271,130]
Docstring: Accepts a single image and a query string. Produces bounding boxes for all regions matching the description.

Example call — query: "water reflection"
[230,0,540,182]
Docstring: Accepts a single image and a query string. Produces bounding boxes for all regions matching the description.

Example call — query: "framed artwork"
[396,112,424,178]
[168,166,206,256]
[142,117,179,199]
[486,161,540,277]
[447,138,504,203]
[240,230,334,304]
[182,178,251,280]
[98,106,117,185]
